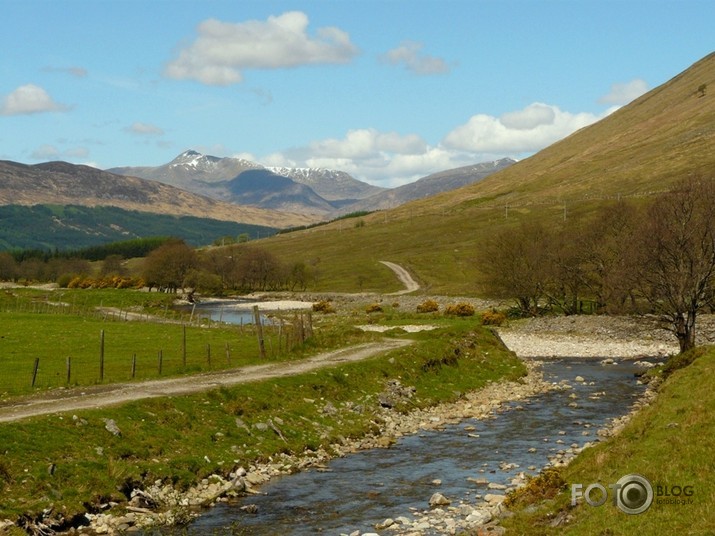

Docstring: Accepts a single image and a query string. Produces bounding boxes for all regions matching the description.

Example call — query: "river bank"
[75,358,552,536]
[2,312,679,535]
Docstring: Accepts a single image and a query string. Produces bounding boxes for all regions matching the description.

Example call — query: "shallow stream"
[160,358,650,535]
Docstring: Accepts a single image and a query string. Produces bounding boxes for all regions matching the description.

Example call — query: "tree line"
[0,237,312,295]
[478,176,715,354]
[142,240,312,295]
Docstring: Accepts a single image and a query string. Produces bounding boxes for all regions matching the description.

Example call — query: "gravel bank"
[496,315,687,359]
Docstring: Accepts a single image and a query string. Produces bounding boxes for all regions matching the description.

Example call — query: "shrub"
[366,303,383,313]
[67,276,84,289]
[416,299,439,313]
[444,303,475,317]
[481,309,507,326]
[504,468,566,508]
[57,273,75,288]
[312,300,336,314]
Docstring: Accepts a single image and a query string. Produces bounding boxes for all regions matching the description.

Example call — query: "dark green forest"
[0,205,277,252]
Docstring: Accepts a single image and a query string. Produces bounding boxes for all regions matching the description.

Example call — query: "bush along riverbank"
[0,319,528,535]
[500,345,715,535]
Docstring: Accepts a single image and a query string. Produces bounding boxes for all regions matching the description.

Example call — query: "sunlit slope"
[258,53,715,295]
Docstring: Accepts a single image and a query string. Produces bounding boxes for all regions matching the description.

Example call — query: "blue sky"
[1,0,713,186]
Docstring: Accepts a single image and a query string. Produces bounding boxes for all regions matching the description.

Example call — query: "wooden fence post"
[66,356,71,384]
[99,329,105,381]
[253,305,266,359]
[158,350,163,375]
[206,344,211,368]
[182,324,187,367]
[306,312,313,338]
[31,357,40,387]
[131,354,136,379]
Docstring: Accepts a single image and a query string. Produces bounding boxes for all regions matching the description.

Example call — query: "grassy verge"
[501,346,715,535]
[0,311,524,524]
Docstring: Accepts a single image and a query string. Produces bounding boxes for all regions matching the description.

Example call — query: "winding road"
[379,261,420,295]
[0,339,413,423]
[0,264,421,423]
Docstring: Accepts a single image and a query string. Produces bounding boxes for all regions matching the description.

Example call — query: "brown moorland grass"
[249,53,715,295]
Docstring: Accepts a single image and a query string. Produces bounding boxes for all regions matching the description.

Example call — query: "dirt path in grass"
[379,261,420,294]
[0,339,412,423]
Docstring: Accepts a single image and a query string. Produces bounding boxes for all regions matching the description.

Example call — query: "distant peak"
[180,149,201,157]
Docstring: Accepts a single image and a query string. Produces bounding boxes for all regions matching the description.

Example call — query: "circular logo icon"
[615,474,653,515]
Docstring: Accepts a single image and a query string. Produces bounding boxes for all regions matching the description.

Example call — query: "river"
[156,356,651,535]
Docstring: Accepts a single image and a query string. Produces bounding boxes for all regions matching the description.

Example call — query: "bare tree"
[635,176,715,353]
[580,201,641,313]
[237,246,282,291]
[478,222,552,316]
[100,254,126,277]
[143,239,198,292]
[0,252,18,281]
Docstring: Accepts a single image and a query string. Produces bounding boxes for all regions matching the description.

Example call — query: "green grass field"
[0,288,386,397]
[0,309,524,521]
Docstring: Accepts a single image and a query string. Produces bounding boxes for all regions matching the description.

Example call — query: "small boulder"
[429,492,451,506]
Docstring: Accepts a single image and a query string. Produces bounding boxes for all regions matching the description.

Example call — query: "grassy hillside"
[502,347,715,534]
[253,53,715,295]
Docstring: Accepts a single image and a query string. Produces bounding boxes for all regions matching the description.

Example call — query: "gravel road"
[0,339,412,423]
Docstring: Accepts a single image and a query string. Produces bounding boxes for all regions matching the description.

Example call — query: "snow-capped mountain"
[109,150,515,217]
[108,150,263,194]
[268,166,384,203]
[109,151,382,215]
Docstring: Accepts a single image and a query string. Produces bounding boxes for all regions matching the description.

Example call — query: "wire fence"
[0,307,314,397]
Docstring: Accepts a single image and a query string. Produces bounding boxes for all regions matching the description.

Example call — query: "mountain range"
[7,46,711,261]
[108,151,514,216]
[108,151,384,216]
[0,160,314,229]
[0,150,513,251]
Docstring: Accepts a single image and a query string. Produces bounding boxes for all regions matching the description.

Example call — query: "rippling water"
[156,358,651,535]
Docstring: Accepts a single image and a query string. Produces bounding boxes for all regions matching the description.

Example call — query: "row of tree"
[479,176,715,353]
[0,239,313,295]
[141,240,313,294]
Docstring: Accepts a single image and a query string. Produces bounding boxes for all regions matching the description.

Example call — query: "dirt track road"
[380,261,420,294]
[0,339,412,423]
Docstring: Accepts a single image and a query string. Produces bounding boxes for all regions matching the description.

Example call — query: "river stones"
[429,492,451,506]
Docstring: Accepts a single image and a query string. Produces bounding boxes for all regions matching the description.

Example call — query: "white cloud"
[263,129,457,186]
[64,146,90,158]
[165,11,358,85]
[259,102,615,186]
[230,151,259,162]
[30,144,60,160]
[30,144,89,161]
[381,41,450,75]
[443,103,605,154]
[307,128,427,159]
[598,79,649,105]
[43,65,88,78]
[500,103,556,130]
[0,84,68,116]
[125,122,165,136]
